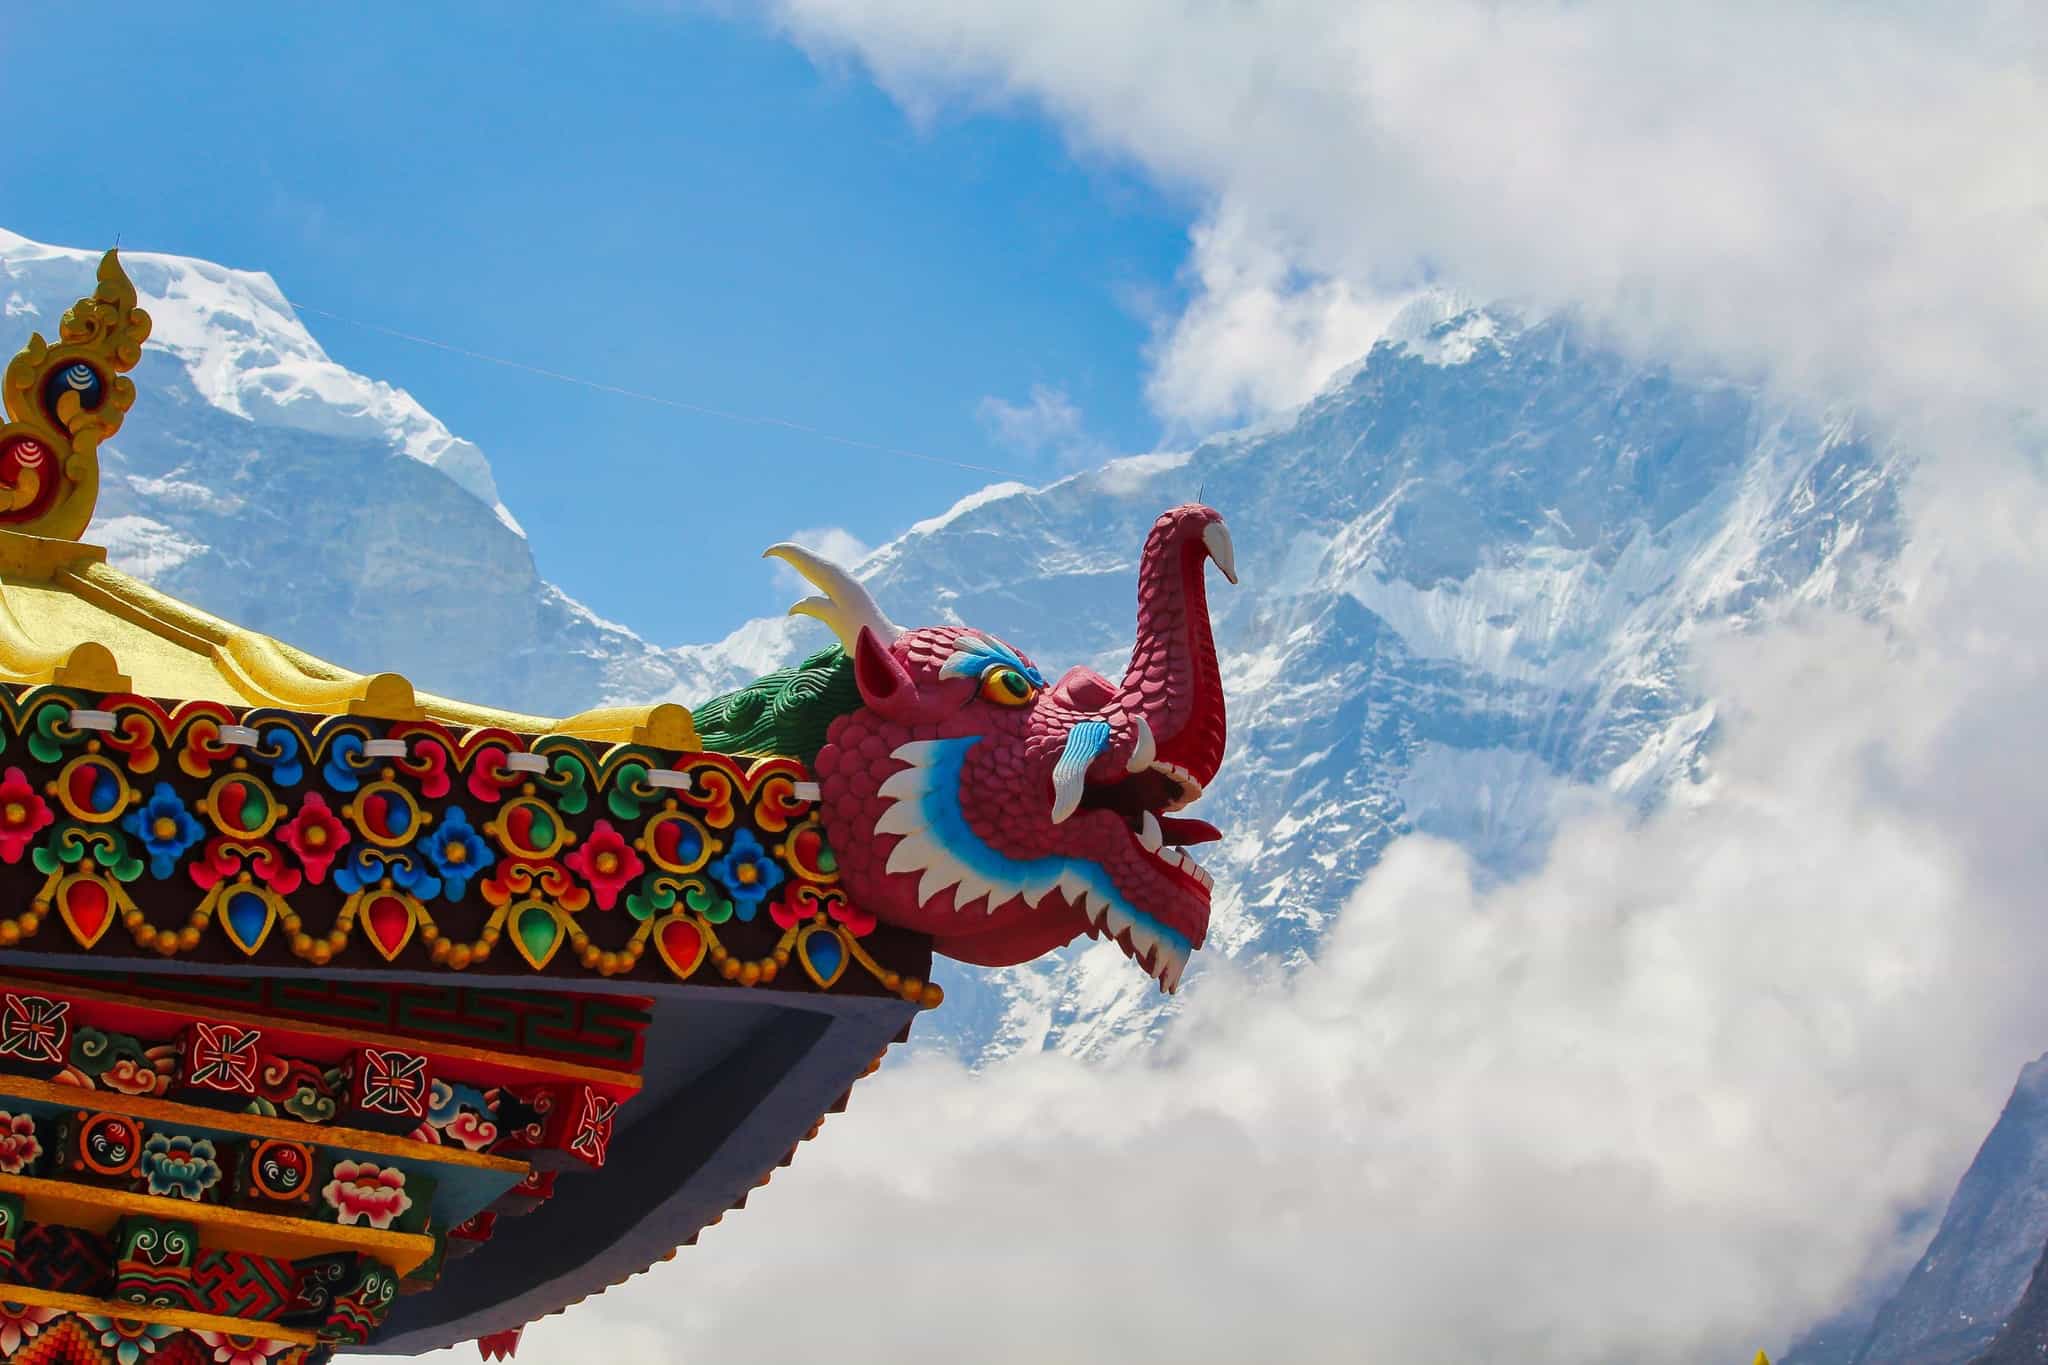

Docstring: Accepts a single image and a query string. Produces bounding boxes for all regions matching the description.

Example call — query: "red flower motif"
[0,767,52,864]
[467,744,514,803]
[0,1110,42,1174]
[565,820,643,911]
[772,884,875,936]
[401,741,452,799]
[0,1301,58,1355]
[276,792,350,884]
[827,892,877,937]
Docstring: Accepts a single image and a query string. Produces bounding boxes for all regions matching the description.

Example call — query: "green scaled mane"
[690,646,862,767]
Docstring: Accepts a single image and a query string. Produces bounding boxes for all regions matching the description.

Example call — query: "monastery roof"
[0,248,933,1356]
[0,528,698,747]
[0,249,697,750]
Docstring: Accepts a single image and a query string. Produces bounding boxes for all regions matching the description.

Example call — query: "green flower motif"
[26,703,74,764]
[534,746,591,815]
[684,878,735,925]
[32,824,141,882]
[83,1315,176,1365]
[606,759,653,821]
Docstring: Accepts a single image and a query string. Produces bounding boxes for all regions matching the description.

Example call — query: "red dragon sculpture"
[693,503,1235,990]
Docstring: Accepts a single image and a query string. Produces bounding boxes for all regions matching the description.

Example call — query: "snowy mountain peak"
[0,228,518,533]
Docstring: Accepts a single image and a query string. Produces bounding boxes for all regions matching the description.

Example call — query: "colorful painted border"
[0,685,939,1007]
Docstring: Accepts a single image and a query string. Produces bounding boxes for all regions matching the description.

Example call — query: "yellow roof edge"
[0,529,106,580]
[0,540,698,747]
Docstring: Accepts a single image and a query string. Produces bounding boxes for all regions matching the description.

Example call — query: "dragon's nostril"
[1053,666,1118,711]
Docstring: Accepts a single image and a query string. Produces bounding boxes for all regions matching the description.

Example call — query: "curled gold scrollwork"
[0,249,152,541]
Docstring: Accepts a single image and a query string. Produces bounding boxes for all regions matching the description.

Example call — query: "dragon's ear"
[853,626,920,717]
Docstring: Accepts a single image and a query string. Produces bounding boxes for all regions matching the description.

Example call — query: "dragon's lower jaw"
[934,886,1197,993]
[1076,894,1196,993]
[862,737,1207,990]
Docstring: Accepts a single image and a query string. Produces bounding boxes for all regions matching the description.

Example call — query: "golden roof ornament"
[0,248,151,542]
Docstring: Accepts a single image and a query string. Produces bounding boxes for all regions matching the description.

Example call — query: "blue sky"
[0,4,1195,643]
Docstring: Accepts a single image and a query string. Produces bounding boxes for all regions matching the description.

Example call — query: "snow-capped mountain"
[848,301,1905,1060]
[0,229,1907,1066]
[0,229,775,723]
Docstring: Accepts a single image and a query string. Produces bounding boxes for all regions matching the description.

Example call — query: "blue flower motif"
[420,807,493,900]
[260,723,304,786]
[321,731,367,791]
[333,845,441,900]
[708,827,784,923]
[122,783,204,878]
[139,1131,220,1200]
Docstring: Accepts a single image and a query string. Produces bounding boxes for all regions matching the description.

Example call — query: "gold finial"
[0,248,152,542]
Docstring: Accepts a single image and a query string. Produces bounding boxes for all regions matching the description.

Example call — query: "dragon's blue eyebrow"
[938,632,1047,687]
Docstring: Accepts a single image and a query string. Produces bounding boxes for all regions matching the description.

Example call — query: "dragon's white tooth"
[949,870,993,913]
[1103,906,1134,941]
[888,740,948,766]
[1026,875,1068,910]
[884,833,939,877]
[1138,811,1164,852]
[1125,714,1157,774]
[918,864,961,908]
[877,767,934,801]
[873,801,926,837]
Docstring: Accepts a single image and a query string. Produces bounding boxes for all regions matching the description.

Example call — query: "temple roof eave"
[0,529,698,746]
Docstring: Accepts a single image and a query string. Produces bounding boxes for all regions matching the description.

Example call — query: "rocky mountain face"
[1782,1055,2048,1365]
[1968,1217,2048,1364]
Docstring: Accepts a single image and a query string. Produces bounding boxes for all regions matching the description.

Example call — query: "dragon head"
[756,504,1234,991]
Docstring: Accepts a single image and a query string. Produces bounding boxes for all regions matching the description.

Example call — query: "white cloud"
[768,0,2048,436]
[976,382,1106,466]
[393,596,2048,1365]
[1143,204,1408,429]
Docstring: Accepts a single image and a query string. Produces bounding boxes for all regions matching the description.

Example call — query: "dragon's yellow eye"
[980,667,1037,706]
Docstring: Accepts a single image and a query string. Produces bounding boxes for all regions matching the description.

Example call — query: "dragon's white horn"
[763,543,903,651]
